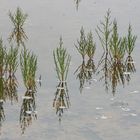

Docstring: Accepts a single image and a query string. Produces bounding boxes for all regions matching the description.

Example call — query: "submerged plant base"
[20,89,37,134]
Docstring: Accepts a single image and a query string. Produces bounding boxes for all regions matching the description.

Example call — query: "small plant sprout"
[9,7,28,47]
[75,27,87,60]
[53,37,71,82]
[20,48,37,92]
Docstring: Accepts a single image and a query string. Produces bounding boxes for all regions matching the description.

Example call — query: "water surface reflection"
[53,82,70,122]
[20,90,37,134]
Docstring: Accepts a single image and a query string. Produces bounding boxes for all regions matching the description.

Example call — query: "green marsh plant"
[75,27,87,60]
[125,24,137,73]
[109,20,126,94]
[20,48,37,92]
[53,37,71,121]
[0,39,6,78]
[74,27,89,92]
[0,39,7,101]
[96,9,112,91]
[9,7,28,47]
[86,31,96,82]
[5,46,18,103]
[53,37,71,82]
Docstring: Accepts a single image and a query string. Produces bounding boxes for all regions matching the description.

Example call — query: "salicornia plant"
[5,46,18,94]
[0,39,6,77]
[20,48,37,133]
[75,27,87,60]
[125,24,137,73]
[53,37,71,82]
[86,31,96,81]
[20,48,37,91]
[96,9,112,91]
[0,39,6,101]
[9,7,28,47]
[126,24,137,56]
[6,45,19,76]
[109,20,126,94]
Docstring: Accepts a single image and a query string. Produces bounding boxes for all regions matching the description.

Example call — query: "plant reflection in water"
[20,90,37,134]
[0,86,5,135]
[74,0,81,11]
[53,81,70,122]
[0,100,5,135]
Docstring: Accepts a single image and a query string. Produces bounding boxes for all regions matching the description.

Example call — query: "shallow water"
[0,0,140,140]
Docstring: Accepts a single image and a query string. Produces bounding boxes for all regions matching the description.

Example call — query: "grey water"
[0,0,140,139]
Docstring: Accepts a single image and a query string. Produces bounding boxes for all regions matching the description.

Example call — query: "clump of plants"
[5,46,19,103]
[20,48,37,133]
[75,28,96,92]
[75,27,87,92]
[96,9,112,92]
[125,24,137,73]
[86,31,96,81]
[53,37,71,82]
[75,27,87,60]
[20,48,37,92]
[9,7,28,47]
[53,37,71,121]
[0,39,6,78]
[96,9,137,94]
[0,39,7,101]
[109,20,126,94]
